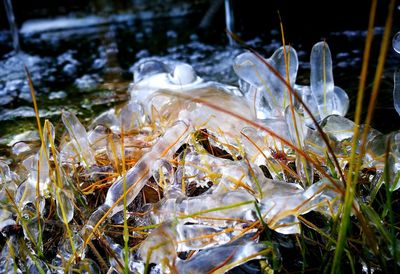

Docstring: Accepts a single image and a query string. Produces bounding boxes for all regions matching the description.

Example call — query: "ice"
[384,131,400,190]
[57,233,84,261]
[25,256,51,274]
[241,128,277,179]
[48,91,67,100]
[310,42,350,120]
[233,46,299,118]
[2,39,395,272]
[175,223,232,251]
[393,31,400,54]
[284,105,315,184]
[296,84,321,127]
[310,42,334,112]
[364,133,387,170]
[55,187,74,224]
[394,69,400,116]
[0,209,16,231]
[284,106,308,146]
[0,161,11,183]
[152,188,256,226]
[175,234,267,273]
[15,181,38,209]
[138,223,177,267]
[181,151,261,194]
[329,86,350,116]
[102,236,134,272]
[321,115,355,155]
[11,142,35,159]
[87,125,109,153]
[130,60,204,107]
[169,63,197,85]
[22,120,55,195]
[74,74,99,90]
[89,109,119,133]
[62,111,96,167]
[20,16,108,34]
[295,153,314,185]
[151,158,175,190]
[132,59,169,83]
[259,179,339,234]
[23,217,44,251]
[119,101,145,133]
[0,236,21,274]
[268,46,299,109]
[23,152,49,195]
[93,120,189,219]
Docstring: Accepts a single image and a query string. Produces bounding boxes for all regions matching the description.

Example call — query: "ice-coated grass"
[0,2,399,273]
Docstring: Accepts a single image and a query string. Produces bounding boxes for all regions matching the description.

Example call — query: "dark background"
[0,0,397,37]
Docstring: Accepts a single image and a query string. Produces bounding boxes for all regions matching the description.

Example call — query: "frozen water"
[234,46,298,118]
[55,187,74,224]
[393,31,400,54]
[62,111,96,167]
[0,236,21,274]
[311,42,334,104]
[394,69,400,116]
[103,120,189,217]
[176,234,267,273]
[1,36,397,272]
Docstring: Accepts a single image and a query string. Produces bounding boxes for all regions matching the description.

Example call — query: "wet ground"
[0,13,399,155]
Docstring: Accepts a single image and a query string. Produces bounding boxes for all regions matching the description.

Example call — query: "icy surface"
[0,39,399,272]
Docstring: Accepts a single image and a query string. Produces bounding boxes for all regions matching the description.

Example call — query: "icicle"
[62,111,96,167]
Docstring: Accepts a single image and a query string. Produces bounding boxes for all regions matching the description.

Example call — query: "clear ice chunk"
[89,109,119,133]
[260,179,339,234]
[55,187,74,224]
[15,181,44,210]
[329,86,349,116]
[394,69,400,116]
[175,234,267,273]
[393,31,400,54]
[0,236,22,274]
[234,46,299,118]
[25,255,51,274]
[310,42,334,116]
[119,101,145,133]
[103,120,189,217]
[310,42,349,120]
[296,84,321,127]
[22,120,55,195]
[0,209,16,231]
[0,161,11,183]
[175,223,232,251]
[62,111,96,167]
[321,115,355,155]
[387,131,400,190]
[58,233,84,261]
[130,61,204,107]
[139,223,177,266]
[169,63,197,85]
[152,188,256,226]
[24,217,45,251]
[131,59,169,83]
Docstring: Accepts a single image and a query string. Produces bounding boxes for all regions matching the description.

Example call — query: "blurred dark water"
[0,0,399,147]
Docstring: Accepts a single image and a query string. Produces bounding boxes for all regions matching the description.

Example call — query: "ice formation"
[0,41,399,273]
